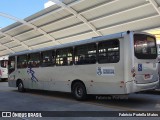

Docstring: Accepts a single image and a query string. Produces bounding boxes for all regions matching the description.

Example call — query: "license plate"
[144,74,150,79]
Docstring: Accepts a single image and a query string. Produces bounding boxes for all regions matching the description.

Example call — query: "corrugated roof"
[0,0,160,56]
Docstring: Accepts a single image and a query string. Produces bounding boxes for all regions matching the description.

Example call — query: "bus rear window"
[1,60,8,68]
[134,34,157,59]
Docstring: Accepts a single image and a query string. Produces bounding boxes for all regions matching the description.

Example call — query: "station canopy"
[0,0,160,56]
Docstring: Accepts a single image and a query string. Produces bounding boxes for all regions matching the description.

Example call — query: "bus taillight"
[131,67,136,77]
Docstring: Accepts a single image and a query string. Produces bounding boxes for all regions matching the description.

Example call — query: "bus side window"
[28,53,41,68]
[74,43,97,65]
[56,47,73,66]
[98,39,120,63]
[8,56,15,74]
[17,55,28,69]
[41,50,55,67]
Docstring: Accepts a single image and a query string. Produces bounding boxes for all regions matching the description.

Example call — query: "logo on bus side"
[97,67,115,76]
[27,67,38,82]
[97,67,102,75]
[138,64,142,71]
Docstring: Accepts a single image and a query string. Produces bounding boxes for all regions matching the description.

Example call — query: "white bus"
[0,56,8,81]
[8,31,159,100]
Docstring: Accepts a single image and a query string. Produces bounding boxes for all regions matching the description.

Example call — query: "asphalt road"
[0,81,160,120]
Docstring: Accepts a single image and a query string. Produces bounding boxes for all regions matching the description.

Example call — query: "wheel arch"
[71,79,86,92]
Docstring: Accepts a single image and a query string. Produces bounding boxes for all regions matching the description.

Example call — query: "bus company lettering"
[119,112,159,117]
[11,112,42,117]
[97,67,115,76]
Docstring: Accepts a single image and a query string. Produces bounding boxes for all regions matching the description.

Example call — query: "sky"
[0,0,49,28]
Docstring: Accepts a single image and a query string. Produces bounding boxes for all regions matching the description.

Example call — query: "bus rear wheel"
[18,81,25,92]
[72,82,87,100]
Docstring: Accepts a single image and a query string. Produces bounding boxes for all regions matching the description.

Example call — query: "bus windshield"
[134,34,157,59]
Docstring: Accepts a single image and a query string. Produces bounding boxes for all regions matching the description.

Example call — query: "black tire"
[72,82,87,100]
[18,81,25,92]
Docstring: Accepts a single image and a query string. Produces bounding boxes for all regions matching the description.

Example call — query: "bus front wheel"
[72,82,87,100]
[17,81,25,92]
